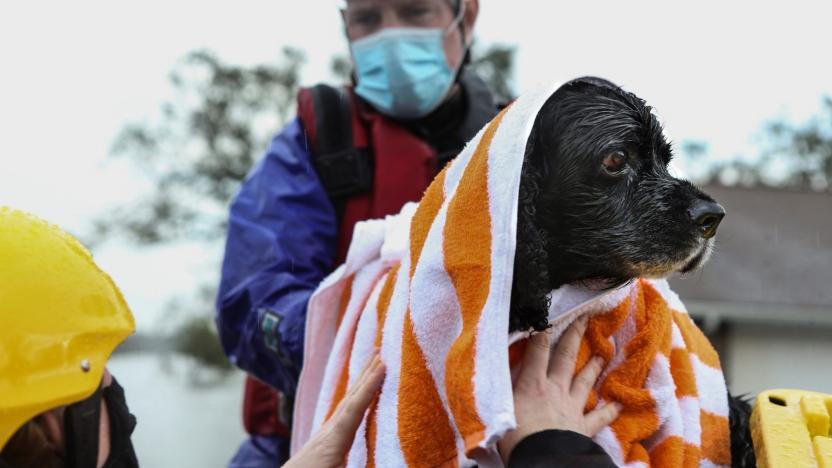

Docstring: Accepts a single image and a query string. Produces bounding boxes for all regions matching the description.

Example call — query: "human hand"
[498,316,621,463]
[285,351,385,468]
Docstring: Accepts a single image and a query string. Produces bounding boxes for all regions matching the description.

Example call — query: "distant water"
[108,353,247,467]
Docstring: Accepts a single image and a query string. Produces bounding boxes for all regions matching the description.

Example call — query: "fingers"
[571,356,604,401]
[290,354,386,468]
[548,316,588,379]
[345,352,381,400]
[350,354,386,409]
[519,329,552,379]
[584,401,622,436]
[330,352,386,439]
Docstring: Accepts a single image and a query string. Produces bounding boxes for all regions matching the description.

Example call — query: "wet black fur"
[509,77,754,465]
[729,394,756,467]
[510,77,722,332]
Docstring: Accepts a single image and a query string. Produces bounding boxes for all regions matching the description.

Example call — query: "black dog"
[508,77,753,466]
[510,77,724,330]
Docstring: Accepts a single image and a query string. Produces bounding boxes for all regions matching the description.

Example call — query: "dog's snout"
[688,200,725,239]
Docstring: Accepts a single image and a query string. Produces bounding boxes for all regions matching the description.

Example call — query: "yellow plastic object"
[0,207,135,449]
[751,388,832,468]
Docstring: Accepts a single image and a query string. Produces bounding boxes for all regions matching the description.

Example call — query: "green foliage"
[469,43,517,103]
[93,47,305,245]
[702,96,832,191]
[330,55,352,83]
[173,315,232,371]
[329,44,518,103]
[757,96,832,190]
[680,140,708,161]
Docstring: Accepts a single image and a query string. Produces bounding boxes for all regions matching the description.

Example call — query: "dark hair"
[0,420,63,468]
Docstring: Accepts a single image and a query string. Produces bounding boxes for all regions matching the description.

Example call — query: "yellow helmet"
[0,207,135,449]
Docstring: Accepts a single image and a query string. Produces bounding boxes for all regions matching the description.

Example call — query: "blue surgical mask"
[350,15,465,119]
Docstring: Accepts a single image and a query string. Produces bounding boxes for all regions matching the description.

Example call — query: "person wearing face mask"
[0,208,139,468]
[215,0,502,465]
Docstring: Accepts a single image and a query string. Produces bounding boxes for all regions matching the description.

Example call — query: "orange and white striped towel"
[291,81,731,467]
[534,280,731,468]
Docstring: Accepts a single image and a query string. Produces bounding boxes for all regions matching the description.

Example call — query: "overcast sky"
[1,0,829,331]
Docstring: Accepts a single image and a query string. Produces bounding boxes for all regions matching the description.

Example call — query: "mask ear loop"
[445,0,469,81]
[444,0,466,35]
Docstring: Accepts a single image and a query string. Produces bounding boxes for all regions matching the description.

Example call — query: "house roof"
[669,185,832,317]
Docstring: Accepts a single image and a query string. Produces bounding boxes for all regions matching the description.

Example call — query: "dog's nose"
[688,200,725,239]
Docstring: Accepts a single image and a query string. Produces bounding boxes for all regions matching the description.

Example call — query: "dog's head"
[511,77,725,331]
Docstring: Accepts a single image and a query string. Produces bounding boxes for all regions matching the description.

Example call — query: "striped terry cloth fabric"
[290,81,731,467]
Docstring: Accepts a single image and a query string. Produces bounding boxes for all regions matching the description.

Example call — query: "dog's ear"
[527,77,619,178]
[511,105,554,333]
[556,76,664,158]
[524,78,615,190]
[525,88,568,180]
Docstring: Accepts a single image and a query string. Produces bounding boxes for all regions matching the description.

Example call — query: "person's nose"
[381,14,408,30]
[688,200,725,239]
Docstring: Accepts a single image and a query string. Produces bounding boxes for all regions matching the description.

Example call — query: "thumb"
[584,402,621,437]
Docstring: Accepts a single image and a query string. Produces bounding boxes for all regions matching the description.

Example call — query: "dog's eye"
[602,150,629,174]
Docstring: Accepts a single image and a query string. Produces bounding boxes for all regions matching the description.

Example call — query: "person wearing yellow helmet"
[0,207,138,468]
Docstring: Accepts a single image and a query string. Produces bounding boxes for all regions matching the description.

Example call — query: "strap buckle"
[315,147,373,199]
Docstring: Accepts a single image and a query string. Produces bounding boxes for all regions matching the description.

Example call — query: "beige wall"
[722,323,832,397]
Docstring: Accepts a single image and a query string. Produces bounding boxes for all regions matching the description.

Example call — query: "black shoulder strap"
[434,67,501,170]
[307,85,373,221]
[310,84,353,159]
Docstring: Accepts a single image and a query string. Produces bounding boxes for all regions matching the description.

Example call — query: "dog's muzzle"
[674,200,725,274]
